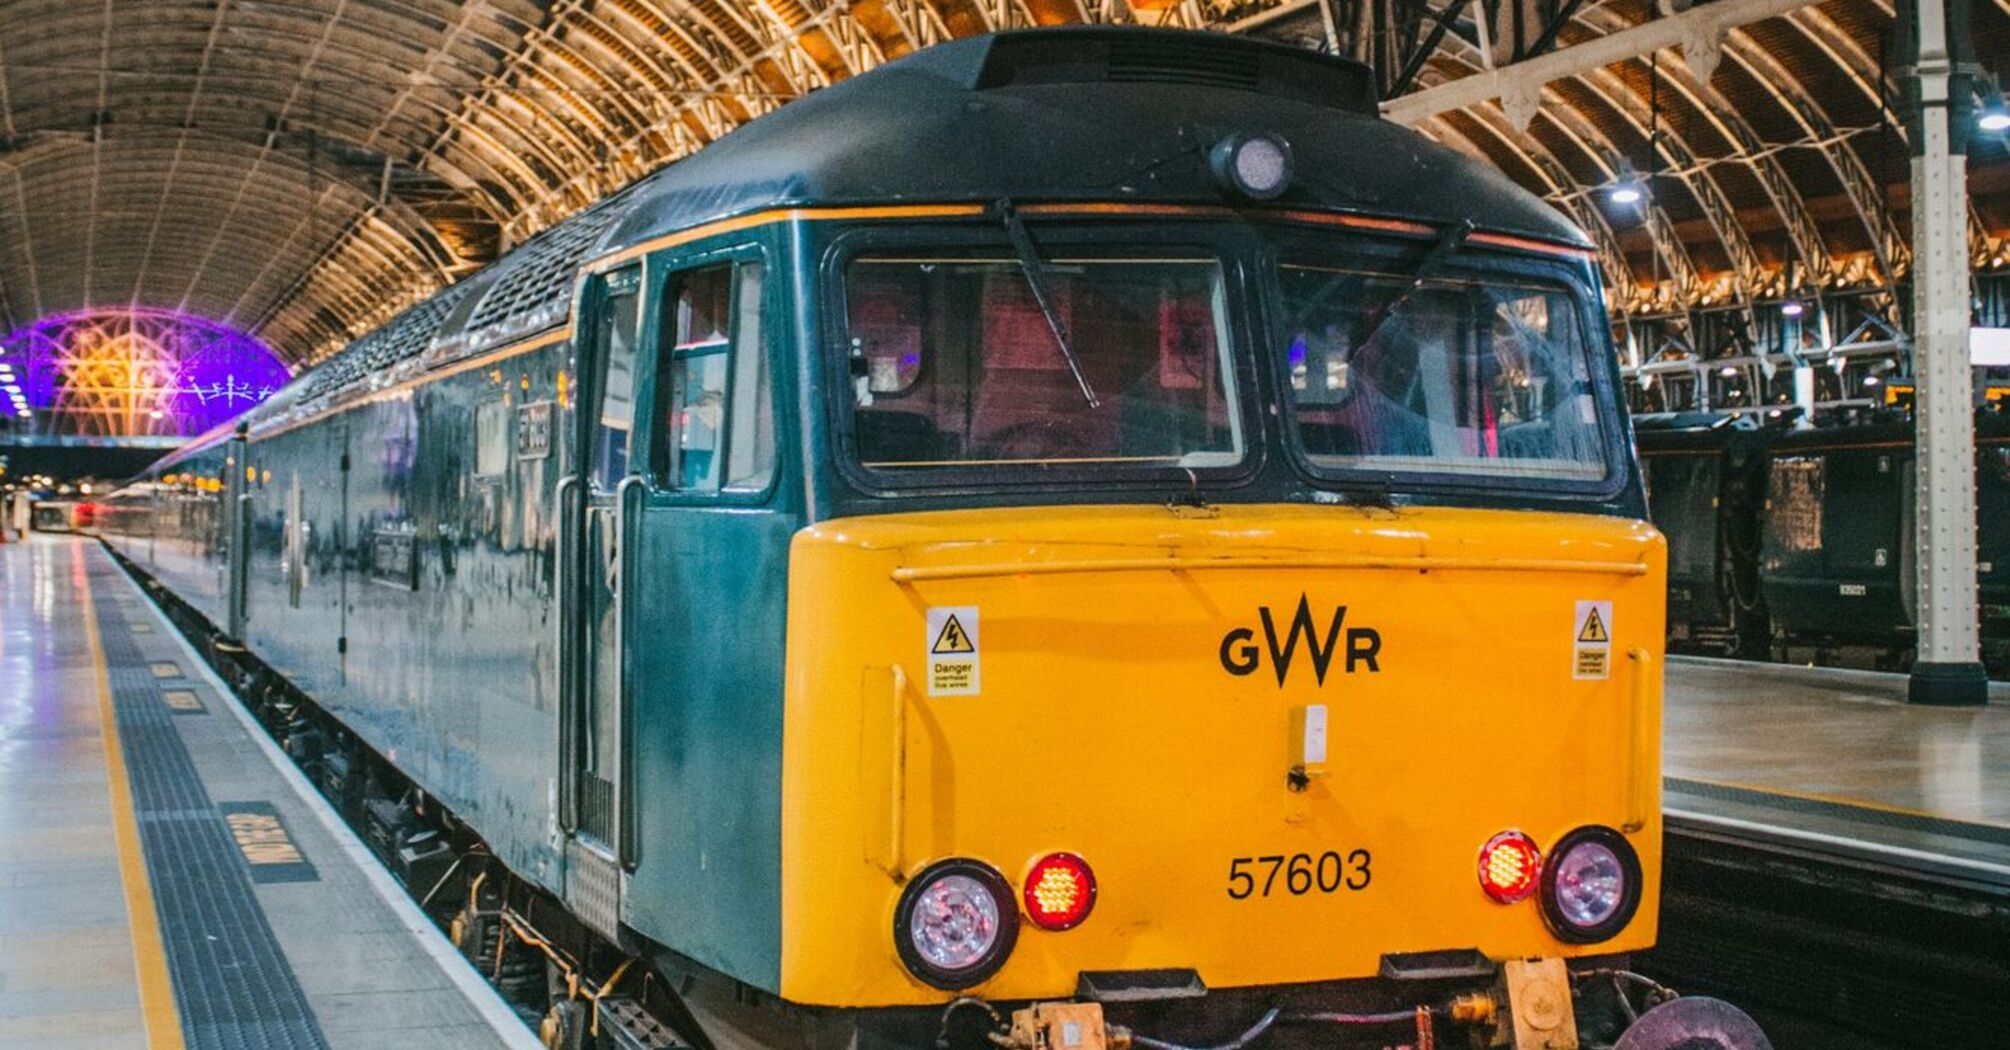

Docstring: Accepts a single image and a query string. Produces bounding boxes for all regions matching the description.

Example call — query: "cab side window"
[657,262,771,493]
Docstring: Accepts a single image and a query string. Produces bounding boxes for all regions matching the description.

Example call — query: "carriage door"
[561,263,642,929]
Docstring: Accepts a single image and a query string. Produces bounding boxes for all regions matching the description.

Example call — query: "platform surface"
[1663,655,2010,880]
[0,535,531,1050]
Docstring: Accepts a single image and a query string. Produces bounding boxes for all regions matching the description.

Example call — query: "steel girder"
[0,0,2001,365]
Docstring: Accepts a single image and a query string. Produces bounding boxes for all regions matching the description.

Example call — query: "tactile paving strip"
[91,562,332,1050]
[1666,776,2010,847]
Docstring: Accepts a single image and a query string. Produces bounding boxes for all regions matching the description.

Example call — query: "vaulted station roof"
[0,0,2003,367]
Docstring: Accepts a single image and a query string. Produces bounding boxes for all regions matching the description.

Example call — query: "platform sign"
[218,801,318,883]
[1572,600,1612,680]
[926,606,980,697]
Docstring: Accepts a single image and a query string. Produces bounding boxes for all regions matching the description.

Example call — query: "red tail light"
[1477,831,1542,903]
[1023,853,1096,931]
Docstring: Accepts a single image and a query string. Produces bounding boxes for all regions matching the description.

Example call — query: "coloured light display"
[0,309,292,437]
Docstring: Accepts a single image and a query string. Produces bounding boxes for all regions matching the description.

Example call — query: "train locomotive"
[1637,411,2010,672]
[102,27,1763,1050]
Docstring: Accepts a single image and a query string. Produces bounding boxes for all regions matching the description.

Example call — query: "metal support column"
[1900,0,1986,704]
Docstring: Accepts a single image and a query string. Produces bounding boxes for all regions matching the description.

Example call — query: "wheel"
[1614,997,1772,1050]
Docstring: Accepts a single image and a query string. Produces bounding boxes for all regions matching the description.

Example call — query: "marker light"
[1478,831,1542,903]
[894,859,1018,989]
[1023,852,1097,931]
[1209,132,1294,200]
[1539,826,1642,943]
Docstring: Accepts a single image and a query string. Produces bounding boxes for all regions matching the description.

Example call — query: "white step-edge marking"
[1665,806,2010,882]
[108,552,545,1050]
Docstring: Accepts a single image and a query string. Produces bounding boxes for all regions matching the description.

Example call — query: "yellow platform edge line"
[78,545,188,1050]
[1676,773,2010,832]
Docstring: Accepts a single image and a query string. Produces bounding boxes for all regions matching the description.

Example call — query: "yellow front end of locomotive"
[777,503,1665,1006]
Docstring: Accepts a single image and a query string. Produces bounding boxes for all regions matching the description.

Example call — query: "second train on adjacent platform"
[1637,412,2010,671]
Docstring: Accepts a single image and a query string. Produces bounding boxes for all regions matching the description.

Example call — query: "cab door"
[559,263,644,937]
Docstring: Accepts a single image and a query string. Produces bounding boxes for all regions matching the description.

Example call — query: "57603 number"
[1226,851,1370,899]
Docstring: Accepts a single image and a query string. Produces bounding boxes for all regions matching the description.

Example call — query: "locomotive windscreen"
[845,255,1245,472]
[1276,259,1610,485]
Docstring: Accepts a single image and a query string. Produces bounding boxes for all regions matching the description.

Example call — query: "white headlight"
[1234,138,1289,194]
[1539,826,1642,943]
[1552,840,1626,927]
[1209,132,1295,200]
[910,874,1000,969]
[895,860,1018,988]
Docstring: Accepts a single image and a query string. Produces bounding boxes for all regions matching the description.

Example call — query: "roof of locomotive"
[203,26,1593,452]
[602,27,1587,252]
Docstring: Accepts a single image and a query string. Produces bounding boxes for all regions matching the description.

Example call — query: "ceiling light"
[1608,184,1643,205]
[1981,110,2010,133]
[1780,300,1805,318]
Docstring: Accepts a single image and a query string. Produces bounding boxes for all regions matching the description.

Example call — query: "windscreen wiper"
[994,199,1100,409]
[1345,218,1474,357]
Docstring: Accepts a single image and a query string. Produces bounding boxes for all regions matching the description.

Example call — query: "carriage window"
[658,262,769,493]
[843,255,1242,472]
[1277,261,1607,482]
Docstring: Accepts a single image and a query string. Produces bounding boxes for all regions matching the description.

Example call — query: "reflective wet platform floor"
[0,535,533,1050]
[1663,655,2010,886]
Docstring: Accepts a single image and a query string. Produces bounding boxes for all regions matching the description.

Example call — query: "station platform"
[0,535,538,1050]
[1662,655,2010,887]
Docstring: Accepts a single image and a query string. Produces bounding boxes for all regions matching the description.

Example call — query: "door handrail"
[613,473,647,865]
[554,473,581,833]
[1623,646,1657,834]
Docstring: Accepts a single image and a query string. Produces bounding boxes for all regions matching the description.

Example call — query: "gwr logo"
[1218,596,1382,686]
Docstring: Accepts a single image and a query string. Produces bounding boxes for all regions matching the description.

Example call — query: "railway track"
[1640,806,2010,1050]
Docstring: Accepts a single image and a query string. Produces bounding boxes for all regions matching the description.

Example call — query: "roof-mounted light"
[1209,131,1294,201]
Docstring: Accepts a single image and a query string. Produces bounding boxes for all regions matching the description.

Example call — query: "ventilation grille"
[300,282,475,402]
[461,192,637,345]
[466,202,623,337]
[974,29,1376,115]
[1104,38,1262,92]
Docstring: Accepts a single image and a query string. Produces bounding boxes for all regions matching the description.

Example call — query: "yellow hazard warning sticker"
[1573,600,1613,680]
[926,606,981,697]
